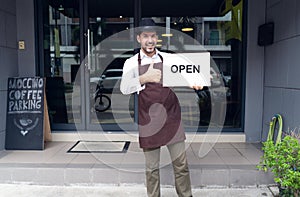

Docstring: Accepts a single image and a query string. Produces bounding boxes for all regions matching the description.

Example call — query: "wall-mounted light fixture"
[257,22,274,46]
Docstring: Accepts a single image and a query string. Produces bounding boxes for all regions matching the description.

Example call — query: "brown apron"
[138,53,186,148]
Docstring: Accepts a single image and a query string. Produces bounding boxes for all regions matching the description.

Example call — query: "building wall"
[244,0,266,142]
[262,0,300,139]
[16,0,36,76]
[0,0,36,150]
[0,0,18,150]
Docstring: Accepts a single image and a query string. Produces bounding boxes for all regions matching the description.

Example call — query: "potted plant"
[258,115,300,196]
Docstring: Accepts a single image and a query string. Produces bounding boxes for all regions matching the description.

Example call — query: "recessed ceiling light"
[181,27,193,32]
[161,33,173,37]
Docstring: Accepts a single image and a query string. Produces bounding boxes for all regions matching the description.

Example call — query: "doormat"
[67,141,130,153]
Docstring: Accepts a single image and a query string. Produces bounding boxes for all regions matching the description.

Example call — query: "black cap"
[137,18,157,34]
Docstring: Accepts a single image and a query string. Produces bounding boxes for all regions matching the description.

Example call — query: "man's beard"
[142,45,156,55]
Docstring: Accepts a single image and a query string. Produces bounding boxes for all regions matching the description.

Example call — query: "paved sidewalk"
[0,142,276,196]
[0,183,275,197]
[0,142,274,187]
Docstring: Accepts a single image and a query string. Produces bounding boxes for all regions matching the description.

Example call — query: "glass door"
[39,0,84,130]
[85,0,136,130]
[39,0,136,131]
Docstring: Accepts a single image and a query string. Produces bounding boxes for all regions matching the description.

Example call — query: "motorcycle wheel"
[94,94,111,112]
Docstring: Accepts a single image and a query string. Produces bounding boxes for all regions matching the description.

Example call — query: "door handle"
[85,29,91,71]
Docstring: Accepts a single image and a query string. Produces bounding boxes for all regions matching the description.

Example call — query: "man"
[120,18,201,197]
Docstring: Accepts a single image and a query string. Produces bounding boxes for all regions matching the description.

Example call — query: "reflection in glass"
[145,13,243,130]
[88,17,135,125]
[43,1,80,124]
[40,0,244,131]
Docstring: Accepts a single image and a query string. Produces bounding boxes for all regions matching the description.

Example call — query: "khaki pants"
[143,141,192,197]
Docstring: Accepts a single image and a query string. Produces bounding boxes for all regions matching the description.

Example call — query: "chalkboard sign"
[5,77,47,150]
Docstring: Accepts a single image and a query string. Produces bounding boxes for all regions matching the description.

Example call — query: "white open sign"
[162,52,211,87]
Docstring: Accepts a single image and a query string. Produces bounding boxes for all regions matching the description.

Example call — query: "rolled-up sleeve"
[120,58,145,95]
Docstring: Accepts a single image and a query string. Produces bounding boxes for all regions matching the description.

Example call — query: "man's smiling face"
[137,31,158,57]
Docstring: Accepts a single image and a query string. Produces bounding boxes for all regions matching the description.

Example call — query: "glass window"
[88,17,135,125]
[41,0,81,126]
[143,0,244,131]
[38,0,245,132]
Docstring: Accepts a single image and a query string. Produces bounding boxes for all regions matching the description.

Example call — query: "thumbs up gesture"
[140,61,162,84]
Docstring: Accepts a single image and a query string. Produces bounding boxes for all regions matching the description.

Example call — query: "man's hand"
[139,61,161,84]
[192,85,203,90]
[190,84,203,90]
